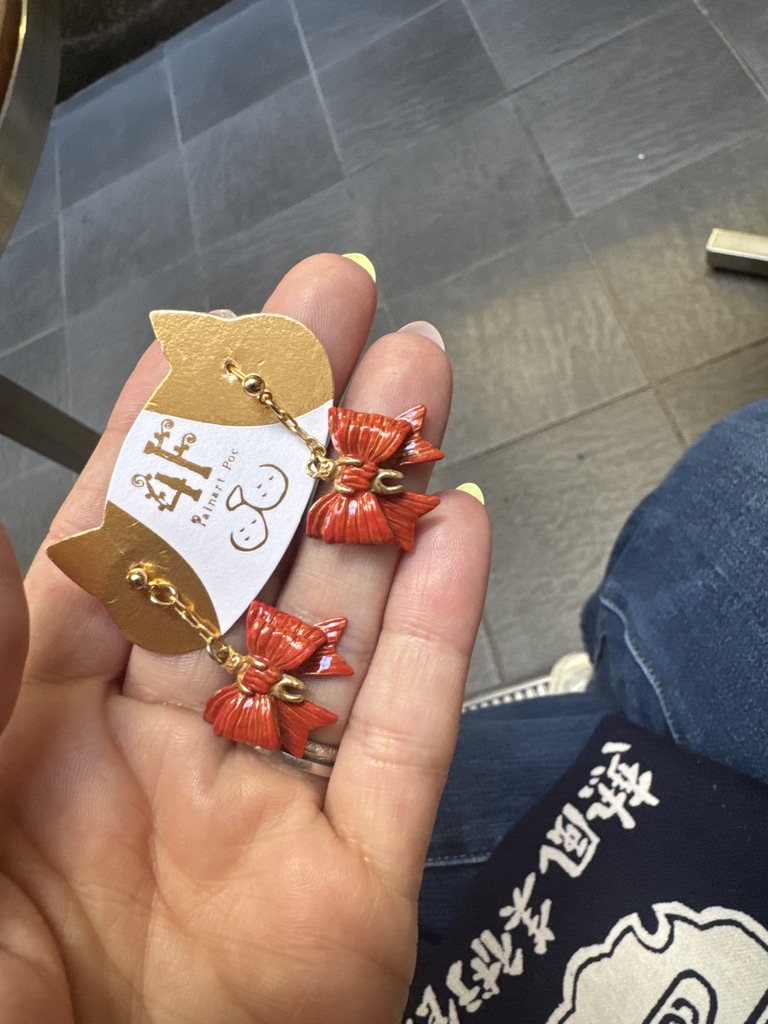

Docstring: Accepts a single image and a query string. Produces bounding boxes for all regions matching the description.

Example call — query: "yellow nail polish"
[457,482,485,504]
[342,253,376,282]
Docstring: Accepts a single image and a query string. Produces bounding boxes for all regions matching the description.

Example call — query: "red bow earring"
[204,600,352,757]
[126,567,350,767]
[306,404,442,549]
[226,361,444,550]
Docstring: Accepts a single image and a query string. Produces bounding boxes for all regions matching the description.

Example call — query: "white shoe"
[462,652,592,713]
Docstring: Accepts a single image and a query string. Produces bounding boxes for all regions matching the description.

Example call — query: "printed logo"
[133,419,213,512]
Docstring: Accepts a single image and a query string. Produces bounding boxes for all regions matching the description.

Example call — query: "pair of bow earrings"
[166,366,443,762]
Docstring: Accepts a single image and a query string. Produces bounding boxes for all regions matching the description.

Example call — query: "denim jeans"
[420,399,768,937]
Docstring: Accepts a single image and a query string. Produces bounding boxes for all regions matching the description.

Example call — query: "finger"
[122,253,378,705]
[276,326,451,742]
[325,490,491,893]
[0,524,28,734]
[26,314,236,686]
[24,342,169,685]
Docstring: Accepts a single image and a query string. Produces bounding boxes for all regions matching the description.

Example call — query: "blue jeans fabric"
[420,400,768,937]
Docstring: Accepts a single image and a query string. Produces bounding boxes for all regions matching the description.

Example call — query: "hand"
[0,255,491,1023]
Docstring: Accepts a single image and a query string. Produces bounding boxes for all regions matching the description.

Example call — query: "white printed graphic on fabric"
[406,739,664,1024]
[548,902,768,1023]
[577,741,660,830]
[109,407,330,631]
[539,803,600,878]
[499,872,555,955]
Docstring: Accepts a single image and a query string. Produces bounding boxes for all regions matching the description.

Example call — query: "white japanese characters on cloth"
[405,714,768,1024]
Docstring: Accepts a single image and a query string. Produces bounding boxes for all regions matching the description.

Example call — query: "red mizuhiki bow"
[306,404,444,550]
[204,601,352,758]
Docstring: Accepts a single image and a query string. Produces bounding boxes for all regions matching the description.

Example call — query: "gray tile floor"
[3,0,768,694]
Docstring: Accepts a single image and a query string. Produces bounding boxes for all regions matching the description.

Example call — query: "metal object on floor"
[0,2,96,475]
[0,376,99,472]
[706,228,768,278]
[0,0,60,253]
[462,651,592,713]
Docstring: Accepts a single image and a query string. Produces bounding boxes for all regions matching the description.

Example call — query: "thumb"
[0,525,28,735]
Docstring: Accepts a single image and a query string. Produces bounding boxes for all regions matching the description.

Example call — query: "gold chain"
[224,358,336,480]
[225,358,405,497]
[126,565,264,675]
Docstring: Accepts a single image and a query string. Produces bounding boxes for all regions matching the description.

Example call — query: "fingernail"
[209,309,237,318]
[342,253,376,282]
[456,482,484,504]
[397,320,445,351]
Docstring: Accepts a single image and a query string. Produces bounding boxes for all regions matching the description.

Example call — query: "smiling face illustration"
[549,902,768,1024]
[226,465,289,552]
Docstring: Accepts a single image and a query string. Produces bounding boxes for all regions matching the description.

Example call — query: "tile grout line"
[1,324,68,362]
[345,87,507,178]
[476,618,506,690]
[459,0,497,72]
[502,4,698,99]
[377,295,396,333]
[656,331,768,385]
[440,384,655,475]
[312,0,447,75]
[690,0,768,104]
[650,384,688,451]
[287,0,346,174]
[575,221,654,389]
[568,127,768,225]
[54,126,75,420]
[286,0,382,283]
[161,49,209,308]
[313,0,510,178]
[510,94,575,220]
[573,206,768,444]
[567,224,686,450]
[388,214,573,309]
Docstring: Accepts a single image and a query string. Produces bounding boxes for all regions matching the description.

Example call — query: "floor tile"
[295,0,436,70]
[185,76,342,250]
[0,220,63,353]
[391,226,647,464]
[0,327,70,410]
[158,0,254,48]
[10,127,59,243]
[67,256,207,432]
[468,0,672,91]
[369,303,397,347]
[659,341,768,447]
[578,133,768,379]
[433,392,684,684]
[517,4,767,216]
[169,0,308,142]
[0,457,76,573]
[351,97,570,298]
[63,151,196,318]
[0,328,71,474]
[706,0,768,92]
[202,183,369,313]
[465,620,502,697]
[319,0,504,173]
[57,56,178,209]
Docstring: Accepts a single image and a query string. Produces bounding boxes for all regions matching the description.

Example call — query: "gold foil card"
[48,311,334,654]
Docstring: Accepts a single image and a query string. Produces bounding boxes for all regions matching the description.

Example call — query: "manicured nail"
[397,320,445,350]
[456,482,484,504]
[209,309,237,318]
[342,253,376,282]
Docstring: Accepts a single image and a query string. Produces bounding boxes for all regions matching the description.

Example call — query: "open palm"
[0,255,490,1024]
